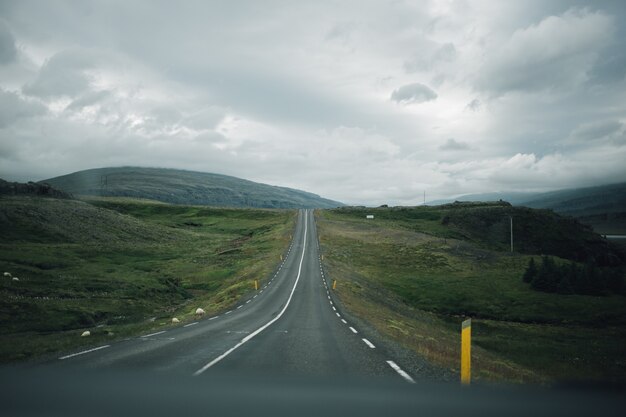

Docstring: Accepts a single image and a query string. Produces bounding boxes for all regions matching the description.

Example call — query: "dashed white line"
[341,319,347,324]
[237,305,243,309]
[336,312,341,317]
[329,300,333,305]
[362,338,376,349]
[349,327,358,334]
[246,300,251,304]
[141,330,166,338]
[332,306,336,311]
[184,322,199,327]
[386,360,415,384]
[193,209,310,376]
[59,345,110,360]
[209,316,218,320]
[253,295,258,299]
[225,311,232,315]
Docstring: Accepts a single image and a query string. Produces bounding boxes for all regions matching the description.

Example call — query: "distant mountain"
[430,183,626,234]
[42,167,343,209]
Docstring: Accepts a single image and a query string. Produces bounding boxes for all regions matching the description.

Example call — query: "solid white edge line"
[141,330,166,338]
[59,345,110,360]
[193,209,309,376]
[362,338,376,349]
[184,322,199,327]
[349,327,358,334]
[386,360,415,384]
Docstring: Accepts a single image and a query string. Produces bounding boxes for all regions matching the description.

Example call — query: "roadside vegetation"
[316,204,626,384]
[0,195,295,362]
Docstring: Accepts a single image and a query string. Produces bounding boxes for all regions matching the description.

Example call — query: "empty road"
[46,210,414,382]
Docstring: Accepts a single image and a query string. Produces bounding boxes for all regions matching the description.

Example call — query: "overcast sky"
[1,0,625,205]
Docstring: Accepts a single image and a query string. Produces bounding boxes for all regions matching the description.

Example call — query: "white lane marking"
[237,305,243,309]
[349,327,358,334]
[209,316,218,320]
[362,338,376,348]
[329,301,333,305]
[194,209,309,376]
[225,311,232,315]
[59,345,110,360]
[332,306,336,311]
[327,296,331,300]
[246,300,251,304]
[184,322,199,328]
[386,360,415,384]
[253,295,258,298]
[141,331,166,338]
[341,319,347,324]
[336,312,341,317]
[260,290,264,293]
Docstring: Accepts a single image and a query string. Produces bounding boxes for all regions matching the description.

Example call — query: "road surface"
[47,209,413,382]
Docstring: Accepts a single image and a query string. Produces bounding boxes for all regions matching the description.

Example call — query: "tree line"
[523,257,624,296]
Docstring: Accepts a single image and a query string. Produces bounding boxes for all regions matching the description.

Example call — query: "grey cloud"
[390,83,437,104]
[0,19,17,65]
[66,90,111,110]
[476,8,614,95]
[571,120,622,141]
[439,138,471,151]
[0,88,46,127]
[404,42,456,73]
[23,49,96,98]
[465,99,481,112]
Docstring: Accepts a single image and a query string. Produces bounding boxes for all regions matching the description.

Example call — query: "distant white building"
[366,215,374,219]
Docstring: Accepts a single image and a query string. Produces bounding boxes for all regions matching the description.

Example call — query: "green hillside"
[0,194,295,362]
[42,167,343,209]
[317,204,626,383]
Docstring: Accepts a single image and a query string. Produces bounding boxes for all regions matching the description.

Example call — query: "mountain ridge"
[41,167,343,209]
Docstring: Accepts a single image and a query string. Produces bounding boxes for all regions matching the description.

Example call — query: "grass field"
[0,196,296,362]
[316,207,626,384]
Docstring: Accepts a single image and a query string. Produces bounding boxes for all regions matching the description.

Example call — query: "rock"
[172,317,180,323]
[12,277,19,281]
[3,272,11,277]
[195,308,205,315]
[81,331,91,337]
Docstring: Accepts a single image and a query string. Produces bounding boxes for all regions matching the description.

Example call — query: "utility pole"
[423,190,426,206]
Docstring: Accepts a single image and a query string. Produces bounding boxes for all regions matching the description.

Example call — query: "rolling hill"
[430,183,626,234]
[41,167,343,209]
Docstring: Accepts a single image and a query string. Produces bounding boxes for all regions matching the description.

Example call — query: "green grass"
[316,208,626,384]
[0,196,296,362]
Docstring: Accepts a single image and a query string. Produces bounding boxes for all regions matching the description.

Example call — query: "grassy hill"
[0,194,295,362]
[316,204,626,383]
[41,167,342,209]
[430,183,626,235]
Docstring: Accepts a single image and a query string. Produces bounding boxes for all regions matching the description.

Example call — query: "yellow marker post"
[332,279,337,290]
[461,318,471,385]
[254,280,258,291]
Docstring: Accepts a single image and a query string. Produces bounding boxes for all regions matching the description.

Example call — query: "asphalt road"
[46,209,413,382]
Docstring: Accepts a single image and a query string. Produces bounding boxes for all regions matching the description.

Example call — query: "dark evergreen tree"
[523,258,537,283]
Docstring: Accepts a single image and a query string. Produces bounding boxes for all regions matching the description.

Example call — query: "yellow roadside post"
[461,318,471,384]
[254,280,258,291]
[332,279,337,290]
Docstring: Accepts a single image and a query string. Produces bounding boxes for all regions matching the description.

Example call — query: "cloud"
[476,8,614,95]
[22,49,97,98]
[404,42,456,73]
[0,88,46,127]
[439,138,471,151]
[390,83,437,104]
[465,98,481,112]
[0,19,17,65]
